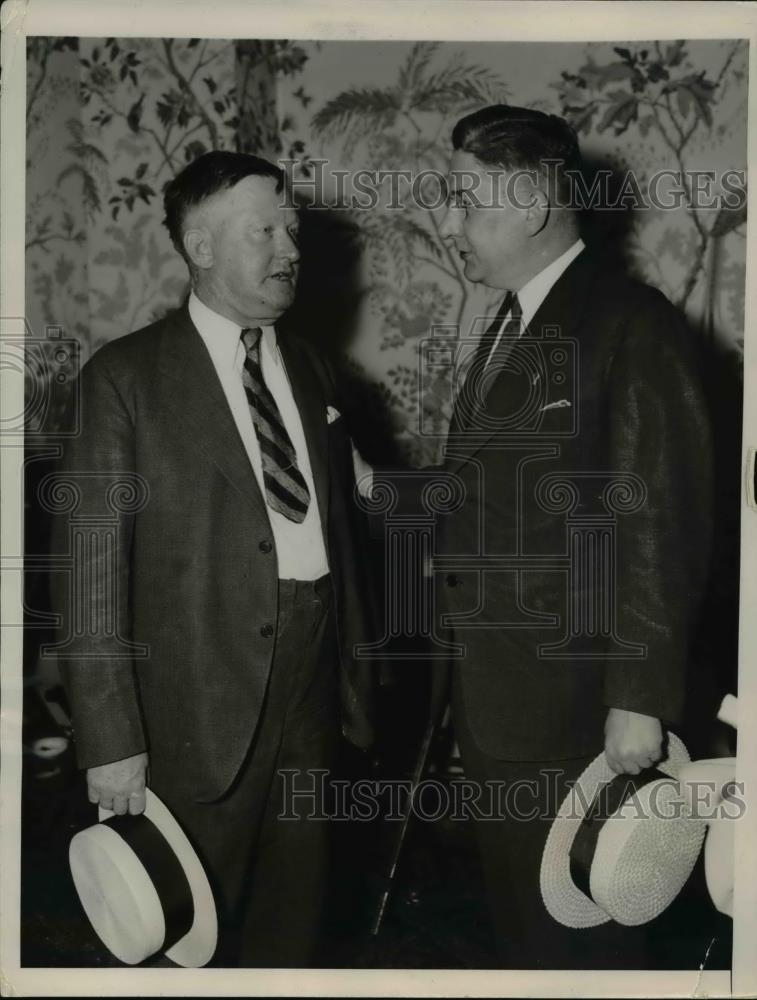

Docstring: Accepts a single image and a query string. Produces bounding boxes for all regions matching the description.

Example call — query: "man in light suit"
[358,105,713,967]
[52,151,374,966]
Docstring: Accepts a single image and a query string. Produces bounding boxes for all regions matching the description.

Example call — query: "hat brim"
[539,732,691,929]
[99,788,217,967]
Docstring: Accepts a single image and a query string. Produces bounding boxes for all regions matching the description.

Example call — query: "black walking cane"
[370,715,437,936]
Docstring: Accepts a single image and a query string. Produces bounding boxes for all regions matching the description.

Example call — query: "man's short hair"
[452,105,581,206]
[163,150,285,265]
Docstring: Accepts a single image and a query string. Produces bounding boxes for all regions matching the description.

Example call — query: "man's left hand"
[604,708,663,775]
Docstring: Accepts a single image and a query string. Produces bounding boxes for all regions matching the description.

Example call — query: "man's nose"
[278,231,300,263]
[438,207,458,240]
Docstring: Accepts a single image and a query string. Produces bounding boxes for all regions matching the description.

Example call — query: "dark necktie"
[450,291,522,432]
[241,327,310,524]
[483,290,523,378]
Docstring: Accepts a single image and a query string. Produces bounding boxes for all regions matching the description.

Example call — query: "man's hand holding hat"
[604,708,663,776]
[87,751,149,816]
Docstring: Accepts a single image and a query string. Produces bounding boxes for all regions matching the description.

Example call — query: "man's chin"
[464,263,487,286]
[465,264,507,290]
[267,284,297,311]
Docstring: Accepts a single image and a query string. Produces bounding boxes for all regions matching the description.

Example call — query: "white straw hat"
[539,733,706,928]
[69,788,217,966]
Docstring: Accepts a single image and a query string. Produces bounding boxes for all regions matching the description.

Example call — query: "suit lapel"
[445,249,602,472]
[156,305,268,516]
[277,333,330,528]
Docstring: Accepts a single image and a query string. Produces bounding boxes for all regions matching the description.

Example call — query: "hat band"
[569,767,666,901]
[103,813,194,950]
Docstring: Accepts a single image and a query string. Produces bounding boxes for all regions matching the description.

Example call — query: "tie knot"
[241,327,262,356]
[485,291,522,337]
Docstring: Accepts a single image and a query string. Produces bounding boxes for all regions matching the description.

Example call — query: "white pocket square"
[327,406,341,424]
[539,399,571,412]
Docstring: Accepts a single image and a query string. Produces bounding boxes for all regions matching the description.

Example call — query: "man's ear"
[523,179,550,237]
[183,227,214,271]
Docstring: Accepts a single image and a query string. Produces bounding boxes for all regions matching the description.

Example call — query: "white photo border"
[2,1,755,996]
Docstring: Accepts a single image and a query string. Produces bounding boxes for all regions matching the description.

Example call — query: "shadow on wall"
[577,154,637,273]
[282,196,409,468]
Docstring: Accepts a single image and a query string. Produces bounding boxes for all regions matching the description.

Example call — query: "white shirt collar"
[514,238,585,328]
[188,290,279,370]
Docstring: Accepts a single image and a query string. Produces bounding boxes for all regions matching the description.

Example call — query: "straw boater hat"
[539,732,707,928]
[69,788,217,966]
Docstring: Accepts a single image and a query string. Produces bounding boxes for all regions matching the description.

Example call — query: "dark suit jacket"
[51,304,375,801]
[435,249,713,761]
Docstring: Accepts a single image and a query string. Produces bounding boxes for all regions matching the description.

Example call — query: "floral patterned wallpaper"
[286,39,747,464]
[25,36,314,432]
[26,38,747,464]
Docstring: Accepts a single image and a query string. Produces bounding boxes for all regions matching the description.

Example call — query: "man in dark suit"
[358,105,713,966]
[52,151,374,967]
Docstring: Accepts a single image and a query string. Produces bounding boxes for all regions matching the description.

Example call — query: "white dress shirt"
[488,238,585,354]
[188,291,330,581]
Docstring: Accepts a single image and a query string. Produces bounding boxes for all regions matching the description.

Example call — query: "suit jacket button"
[445,574,459,588]
[259,539,273,553]
[260,624,274,638]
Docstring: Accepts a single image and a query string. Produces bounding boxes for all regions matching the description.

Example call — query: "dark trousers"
[152,576,339,967]
[452,667,650,970]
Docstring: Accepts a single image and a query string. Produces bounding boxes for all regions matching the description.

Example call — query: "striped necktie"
[241,327,310,524]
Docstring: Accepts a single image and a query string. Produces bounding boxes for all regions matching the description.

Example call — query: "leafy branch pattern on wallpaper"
[554,39,747,338]
[236,40,317,169]
[303,40,746,463]
[26,38,746,453]
[27,36,230,382]
[310,42,510,451]
[26,38,313,374]
[312,43,508,336]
